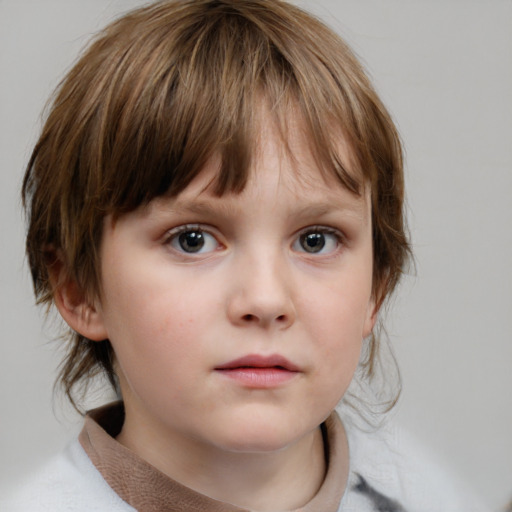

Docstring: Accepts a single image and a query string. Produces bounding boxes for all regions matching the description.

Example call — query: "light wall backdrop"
[1,1,510,509]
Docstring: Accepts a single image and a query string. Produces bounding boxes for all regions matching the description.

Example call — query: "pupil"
[179,231,204,252]
[301,233,325,253]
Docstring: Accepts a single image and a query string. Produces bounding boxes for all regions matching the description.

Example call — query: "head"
[23,0,409,412]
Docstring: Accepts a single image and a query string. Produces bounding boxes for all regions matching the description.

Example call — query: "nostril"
[238,313,290,324]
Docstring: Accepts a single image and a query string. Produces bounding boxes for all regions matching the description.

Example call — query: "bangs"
[66,0,370,219]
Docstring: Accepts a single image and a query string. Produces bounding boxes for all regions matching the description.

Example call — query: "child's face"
[92,117,375,456]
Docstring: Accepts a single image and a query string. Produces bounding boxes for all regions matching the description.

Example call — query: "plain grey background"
[0,0,511,509]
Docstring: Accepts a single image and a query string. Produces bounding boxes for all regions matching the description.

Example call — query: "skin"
[55,115,376,511]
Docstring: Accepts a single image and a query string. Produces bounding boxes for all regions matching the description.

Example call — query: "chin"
[210,413,314,454]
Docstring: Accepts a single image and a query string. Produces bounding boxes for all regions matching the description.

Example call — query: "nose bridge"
[228,241,295,328]
[247,244,287,296]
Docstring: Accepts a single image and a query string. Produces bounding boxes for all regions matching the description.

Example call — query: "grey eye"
[293,229,341,255]
[178,231,205,253]
[300,232,325,253]
[169,228,219,254]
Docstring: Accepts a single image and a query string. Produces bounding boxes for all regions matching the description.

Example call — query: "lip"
[214,354,301,388]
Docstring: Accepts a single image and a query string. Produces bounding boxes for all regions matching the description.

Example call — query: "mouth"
[214,354,300,388]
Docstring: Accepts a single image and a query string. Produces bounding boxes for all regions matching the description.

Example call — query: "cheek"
[301,273,372,345]
[103,292,207,412]
[99,264,217,388]
[299,275,371,399]
[106,291,199,357]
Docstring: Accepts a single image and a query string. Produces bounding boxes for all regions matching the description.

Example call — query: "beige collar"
[79,402,348,512]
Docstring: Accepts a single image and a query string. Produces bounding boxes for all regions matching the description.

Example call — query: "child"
[3,0,487,510]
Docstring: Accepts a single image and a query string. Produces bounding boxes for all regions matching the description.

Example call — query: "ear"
[362,298,378,338]
[48,254,108,342]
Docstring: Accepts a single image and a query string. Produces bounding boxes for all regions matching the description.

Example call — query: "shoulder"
[339,410,490,512]
[0,440,134,512]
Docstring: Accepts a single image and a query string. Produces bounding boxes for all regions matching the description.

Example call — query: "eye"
[167,226,220,254]
[293,228,342,255]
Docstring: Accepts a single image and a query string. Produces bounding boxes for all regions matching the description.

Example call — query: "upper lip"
[215,354,300,372]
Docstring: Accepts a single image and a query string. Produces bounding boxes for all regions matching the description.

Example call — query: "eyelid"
[163,223,199,243]
[296,225,345,241]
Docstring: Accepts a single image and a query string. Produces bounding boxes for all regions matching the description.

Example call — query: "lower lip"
[215,367,299,388]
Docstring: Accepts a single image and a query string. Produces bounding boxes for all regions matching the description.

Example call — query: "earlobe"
[363,299,378,338]
[48,255,108,342]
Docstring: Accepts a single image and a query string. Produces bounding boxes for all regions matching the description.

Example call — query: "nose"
[226,251,296,330]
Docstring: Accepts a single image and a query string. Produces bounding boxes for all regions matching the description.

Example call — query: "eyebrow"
[289,201,366,220]
[160,198,242,218]
[158,194,367,223]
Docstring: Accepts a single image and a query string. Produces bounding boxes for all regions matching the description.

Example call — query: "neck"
[117,412,328,511]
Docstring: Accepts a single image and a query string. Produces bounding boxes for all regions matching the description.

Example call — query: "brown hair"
[23,0,410,410]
